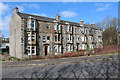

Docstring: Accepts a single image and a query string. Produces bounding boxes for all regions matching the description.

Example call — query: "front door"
[45,46,48,56]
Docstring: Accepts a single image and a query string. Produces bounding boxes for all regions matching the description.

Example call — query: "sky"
[0,2,118,38]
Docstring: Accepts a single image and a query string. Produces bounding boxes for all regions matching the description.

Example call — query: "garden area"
[1,45,119,61]
[31,45,119,60]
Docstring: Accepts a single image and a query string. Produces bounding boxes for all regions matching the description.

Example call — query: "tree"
[102,27,118,45]
[96,16,118,45]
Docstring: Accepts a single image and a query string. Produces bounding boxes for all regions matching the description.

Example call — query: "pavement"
[2,54,119,78]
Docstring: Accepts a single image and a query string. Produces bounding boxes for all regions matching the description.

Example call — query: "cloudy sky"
[0,2,118,38]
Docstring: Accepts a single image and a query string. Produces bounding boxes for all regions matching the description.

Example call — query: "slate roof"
[17,12,100,30]
[18,12,55,22]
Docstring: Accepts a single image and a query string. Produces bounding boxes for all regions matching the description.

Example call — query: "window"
[58,34,60,41]
[69,25,72,31]
[28,20,30,28]
[79,46,81,49]
[89,36,91,41]
[28,34,30,37]
[55,46,57,52]
[82,28,84,33]
[82,36,84,41]
[57,24,60,30]
[27,47,30,54]
[32,37,35,41]
[32,50,34,53]
[32,47,34,50]
[47,36,50,40]
[89,45,91,49]
[84,37,86,41]
[32,33,35,41]
[46,24,50,29]
[67,35,69,41]
[67,26,69,31]
[31,21,35,28]
[70,45,73,51]
[58,46,61,52]
[75,28,77,32]
[54,24,57,30]
[32,47,35,54]
[70,35,72,41]
[55,36,57,41]
[78,29,80,32]
[28,37,30,41]
[82,45,84,49]
[78,37,80,41]
[43,36,45,42]
[84,28,85,33]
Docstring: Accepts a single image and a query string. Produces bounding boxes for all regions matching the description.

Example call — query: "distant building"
[9,7,103,59]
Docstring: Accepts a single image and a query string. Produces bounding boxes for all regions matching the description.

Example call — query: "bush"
[71,51,76,53]
[2,52,8,55]
[11,56,20,61]
[94,45,118,55]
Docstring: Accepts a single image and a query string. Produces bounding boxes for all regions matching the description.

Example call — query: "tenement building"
[10,7,103,59]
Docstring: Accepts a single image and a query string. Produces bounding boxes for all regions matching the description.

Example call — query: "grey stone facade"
[10,7,103,59]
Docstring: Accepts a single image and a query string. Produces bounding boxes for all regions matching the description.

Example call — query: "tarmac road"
[2,54,120,78]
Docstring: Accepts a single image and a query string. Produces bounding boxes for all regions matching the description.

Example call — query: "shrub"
[10,56,20,61]
[94,45,118,55]
[2,52,8,55]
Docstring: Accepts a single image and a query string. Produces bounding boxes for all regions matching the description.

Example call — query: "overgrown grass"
[103,52,119,55]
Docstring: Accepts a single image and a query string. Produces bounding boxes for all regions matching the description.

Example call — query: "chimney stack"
[80,20,84,26]
[91,23,95,26]
[13,7,18,14]
[56,14,60,22]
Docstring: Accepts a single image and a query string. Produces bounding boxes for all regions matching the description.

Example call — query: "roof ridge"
[18,12,55,20]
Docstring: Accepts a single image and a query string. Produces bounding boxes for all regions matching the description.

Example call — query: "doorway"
[45,46,48,56]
